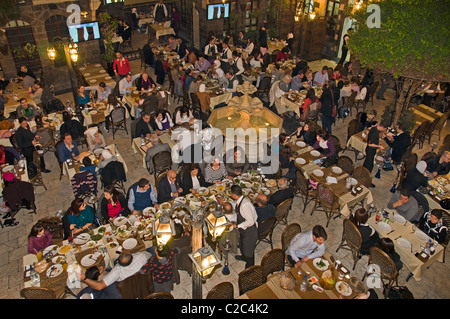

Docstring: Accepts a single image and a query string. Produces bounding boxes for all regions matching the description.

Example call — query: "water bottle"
[19,154,25,168]
[140,134,145,146]
[424,240,431,256]
[300,275,307,292]
[30,265,40,286]
[257,161,262,173]
[430,241,436,255]
[346,175,352,189]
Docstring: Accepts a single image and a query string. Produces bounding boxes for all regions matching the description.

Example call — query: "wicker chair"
[30,150,47,190]
[368,81,379,106]
[421,151,437,162]
[330,135,342,155]
[108,106,128,140]
[38,216,64,244]
[281,223,302,254]
[261,248,285,278]
[352,166,372,188]
[274,198,293,227]
[362,247,399,298]
[310,183,340,227]
[20,287,57,299]
[441,210,450,263]
[336,155,355,175]
[255,216,277,249]
[343,119,363,161]
[432,111,450,140]
[206,282,234,299]
[152,151,172,180]
[294,170,316,214]
[335,219,362,270]
[411,120,430,149]
[345,91,357,116]
[144,292,174,299]
[238,265,266,295]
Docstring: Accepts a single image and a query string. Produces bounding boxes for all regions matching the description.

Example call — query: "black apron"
[232,58,243,84]
[155,4,166,23]
[221,49,230,73]
[236,197,258,258]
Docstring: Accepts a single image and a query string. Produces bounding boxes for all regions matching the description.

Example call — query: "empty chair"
[117,271,154,299]
[352,166,372,188]
[38,216,64,244]
[255,216,277,249]
[310,183,340,227]
[330,135,342,155]
[337,155,355,175]
[411,120,429,149]
[274,198,293,227]
[206,282,234,299]
[238,265,266,295]
[144,292,174,299]
[261,248,285,278]
[20,287,57,299]
[294,170,315,214]
[30,150,47,190]
[335,219,362,270]
[108,106,128,140]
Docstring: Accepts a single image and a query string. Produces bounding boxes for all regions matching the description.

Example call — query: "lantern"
[189,246,221,278]
[205,209,230,240]
[152,214,176,246]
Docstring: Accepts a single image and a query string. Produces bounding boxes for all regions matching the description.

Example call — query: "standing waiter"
[153,0,168,23]
[363,121,387,187]
[338,28,353,66]
[230,185,258,269]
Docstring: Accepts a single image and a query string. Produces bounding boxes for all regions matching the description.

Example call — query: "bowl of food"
[319,270,336,290]
[336,281,352,297]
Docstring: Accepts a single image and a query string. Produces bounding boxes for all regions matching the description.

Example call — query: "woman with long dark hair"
[28,222,53,254]
[67,197,95,236]
[296,120,318,146]
[349,208,380,255]
[100,185,129,223]
[376,237,403,271]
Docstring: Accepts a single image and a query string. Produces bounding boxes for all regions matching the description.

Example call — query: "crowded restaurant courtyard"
[0,0,448,305]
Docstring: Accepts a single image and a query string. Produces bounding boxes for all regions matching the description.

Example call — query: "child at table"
[28,222,53,254]
[418,209,447,244]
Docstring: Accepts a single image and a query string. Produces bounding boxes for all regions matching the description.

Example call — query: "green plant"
[12,43,38,61]
[98,13,119,63]
[397,109,417,133]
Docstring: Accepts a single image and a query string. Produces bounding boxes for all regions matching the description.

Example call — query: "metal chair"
[255,216,277,250]
[362,247,399,298]
[261,248,285,279]
[38,216,64,244]
[144,292,174,299]
[30,150,47,190]
[352,166,372,188]
[307,102,321,123]
[206,282,234,299]
[108,106,128,140]
[20,287,57,299]
[310,183,340,227]
[238,265,266,295]
[440,210,450,263]
[152,151,172,180]
[336,219,362,270]
[294,170,316,214]
[274,198,293,227]
[336,155,355,175]
[35,127,56,155]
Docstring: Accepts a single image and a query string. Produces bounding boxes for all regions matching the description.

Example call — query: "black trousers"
[363,147,377,173]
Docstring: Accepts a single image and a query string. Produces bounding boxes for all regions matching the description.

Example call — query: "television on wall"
[207,3,230,20]
[68,21,101,43]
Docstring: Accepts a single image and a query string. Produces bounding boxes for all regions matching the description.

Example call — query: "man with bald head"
[254,194,275,223]
[157,169,183,203]
[268,177,294,208]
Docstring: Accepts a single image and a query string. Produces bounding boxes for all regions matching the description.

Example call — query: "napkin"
[326,176,338,184]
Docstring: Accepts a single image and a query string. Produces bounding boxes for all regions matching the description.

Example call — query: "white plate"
[331,167,342,174]
[84,241,96,249]
[84,73,91,76]
[143,207,156,214]
[336,281,352,297]
[89,79,97,83]
[46,264,63,278]
[415,230,429,241]
[123,238,137,250]
[73,233,90,245]
[312,258,329,271]
[58,245,73,255]
[52,255,66,264]
[99,70,106,73]
[198,187,209,196]
[105,76,112,80]
[93,148,104,156]
[95,64,101,67]
[378,222,392,233]
[397,238,412,250]
[295,158,306,165]
[260,188,270,195]
[114,217,129,226]
[2,165,14,173]
[313,169,324,177]
[89,110,97,114]
[310,150,321,157]
[351,178,358,186]
[43,244,58,256]
[296,141,306,147]
[393,214,406,224]
[174,197,187,204]
[81,253,99,267]
[160,202,172,210]
[312,284,324,293]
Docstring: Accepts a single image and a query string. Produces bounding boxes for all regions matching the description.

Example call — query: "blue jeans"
[322,115,333,133]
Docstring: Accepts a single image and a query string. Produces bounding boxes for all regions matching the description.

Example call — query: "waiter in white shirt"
[230,185,258,269]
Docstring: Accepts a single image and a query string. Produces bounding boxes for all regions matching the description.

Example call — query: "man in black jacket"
[135,112,159,138]
[268,178,294,208]
[383,123,411,167]
[254,194,275,223]
[157,169,183,204]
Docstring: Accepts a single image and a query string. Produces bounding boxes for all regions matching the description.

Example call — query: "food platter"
[46,264,63,278]
[336,281,352,297]
[313,258,329,271]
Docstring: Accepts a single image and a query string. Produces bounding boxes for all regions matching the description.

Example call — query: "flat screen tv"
[68,21,101,43]
[207,3,230,20]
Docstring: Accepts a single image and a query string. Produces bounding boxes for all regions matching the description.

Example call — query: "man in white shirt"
[219,42,233,73]
[80,251,151,291]
[230,185,258,268]
[84,82,111,102]
[118,73,141,96]
[224,70,239,97]
[313,66,329,87]
[286,225,327,268]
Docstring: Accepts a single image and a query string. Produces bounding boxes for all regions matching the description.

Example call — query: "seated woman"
[224,146,249,177]
[313,129,337,166]
[181,163,210,195]
[97,149,118,171]
[28,222,53,254]
[0,145,17,167]
[100,185,130,224]
[296,120,318,146]
[376,237,403,272]
[300,88,319,117]
[85,127,106,151]
[175,106,194,126]
[205,156,229,184]
[279,145,297,181]
[67,197,95,236]
[349,208,380,255]
[418,209,447,244]
[154,109,174,131]
[79,156,97,179]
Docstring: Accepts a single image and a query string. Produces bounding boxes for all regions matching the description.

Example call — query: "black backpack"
[385,285,414,299]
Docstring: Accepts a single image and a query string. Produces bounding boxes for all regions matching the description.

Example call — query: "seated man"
[135,112,158,138]
[118,73,141,96]
[313,66,329,87]
[157,169,183,204]
[127,178,159,215]
[254,194,276,223]
[144,134,171,175]
[387,188,420,223]
[418,209,448,244]
[77,265,122,299]
[58,133,89,163]
[402,161,428,192]
[16,98,39,121]
[80,251,151,294]
[425,151,450,178]
[290,71,305,91]
[195,55,211,73]
[268,177,294,208]
[286,225,327,268]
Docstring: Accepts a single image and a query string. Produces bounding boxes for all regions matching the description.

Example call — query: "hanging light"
[205,209,230,240]
[68,43,78,63]
[81,11,89,19]
[355,0,363,10]
[309,10,316,20]
[152,214,176,247]
[189,246,222,278]
[47,46,56,62]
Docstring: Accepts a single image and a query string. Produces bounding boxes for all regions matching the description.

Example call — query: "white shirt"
[245,42,254,55]
[102,251,151,286]
[191,175,200,189]
[118,74,141,95]
[356,86,367,100]
[235,196,258,230]
[232,57,244,76]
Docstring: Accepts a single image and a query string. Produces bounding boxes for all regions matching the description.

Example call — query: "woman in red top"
[300,88,319,115]
[100,186,130,223]
[275,47,290,63]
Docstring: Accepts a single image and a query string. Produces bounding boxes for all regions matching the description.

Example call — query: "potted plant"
[98,13,118,76]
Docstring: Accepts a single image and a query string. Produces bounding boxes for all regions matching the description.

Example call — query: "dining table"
[280,87,322,118]
[424,173,450,214]
[132,131,177,169]
[368,208,444,281]
[81,100,129,126]
[78,63,116,90]
[345,130,389,157]
[0,159,29,193]
[412,104,443,127]
[3,81,38,119]
[238,251,358,299]
[290,137,373,218]
[149,23,175,40]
